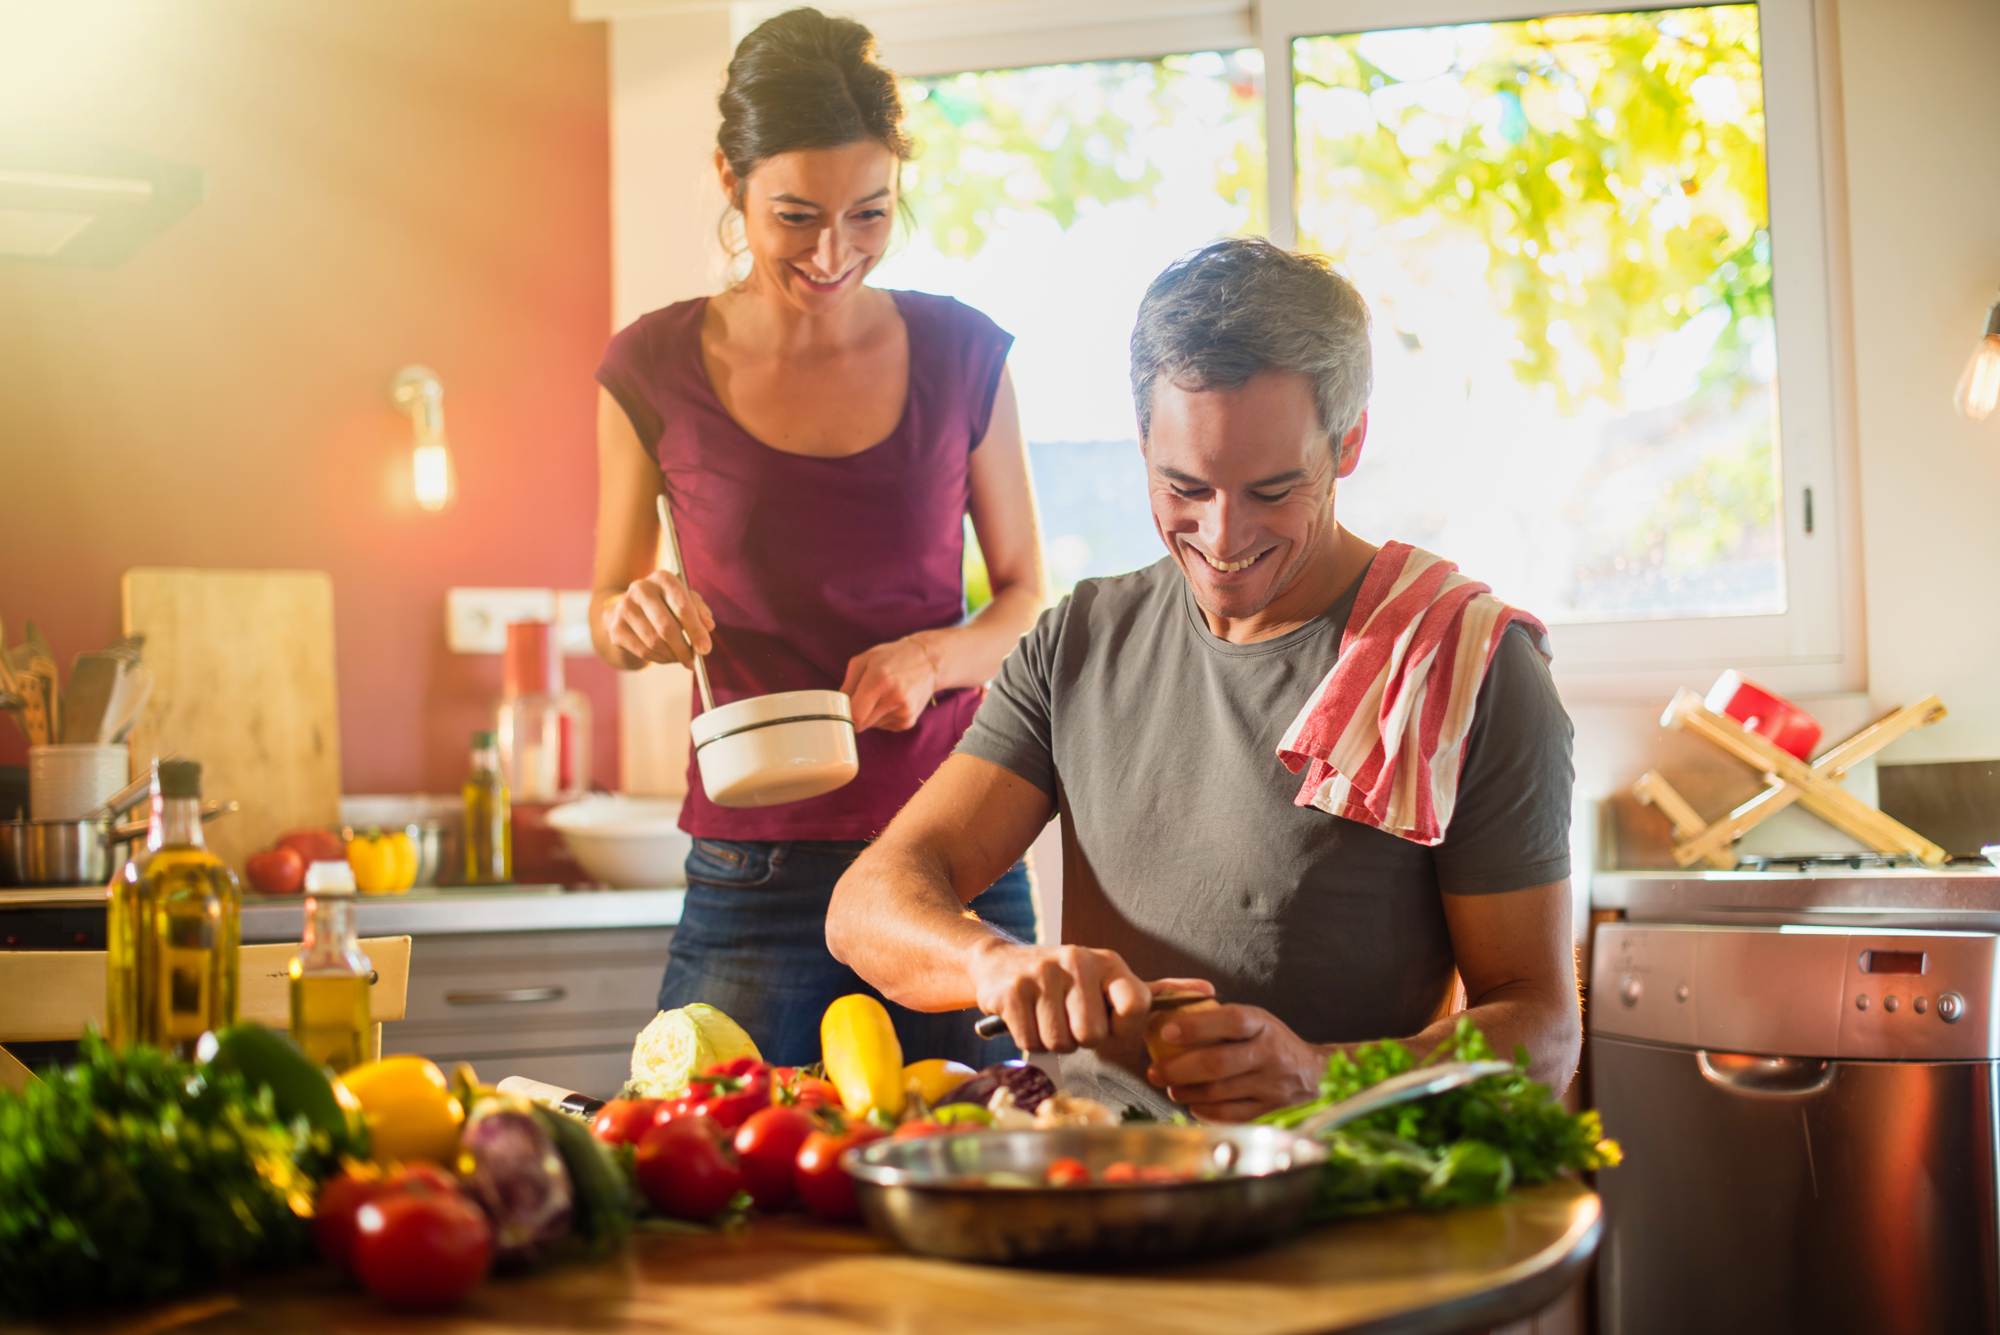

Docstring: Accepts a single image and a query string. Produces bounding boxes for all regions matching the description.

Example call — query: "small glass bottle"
[108,758,241,1057]
[289,860,373,1073]
[497,621,591,803]
[463,729,512,883]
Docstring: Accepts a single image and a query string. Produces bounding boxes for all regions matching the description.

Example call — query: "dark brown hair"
[717,7,912,202]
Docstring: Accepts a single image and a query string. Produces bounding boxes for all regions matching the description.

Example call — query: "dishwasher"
[1591,911,2000,1335]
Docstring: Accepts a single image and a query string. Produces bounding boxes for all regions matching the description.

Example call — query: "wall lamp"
[1955,292,2000,422]
[391,364,456,511]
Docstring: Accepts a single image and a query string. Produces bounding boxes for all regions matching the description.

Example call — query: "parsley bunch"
[0,1032,316,1317]
[1259,1019,1621,1219]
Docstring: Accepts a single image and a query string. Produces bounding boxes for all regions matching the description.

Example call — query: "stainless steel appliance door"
[1594,1035,2000,1335]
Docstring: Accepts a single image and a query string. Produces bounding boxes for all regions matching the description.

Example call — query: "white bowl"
[545,795,692,888]
[689,689,858,809]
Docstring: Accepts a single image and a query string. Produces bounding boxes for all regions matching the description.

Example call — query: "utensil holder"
[29,744,130,821]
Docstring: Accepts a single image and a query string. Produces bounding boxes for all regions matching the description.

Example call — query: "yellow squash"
[820,994,906,1117]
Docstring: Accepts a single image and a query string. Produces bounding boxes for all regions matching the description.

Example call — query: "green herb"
[0,1032,317,1318]
[1258,1018,1621,1220]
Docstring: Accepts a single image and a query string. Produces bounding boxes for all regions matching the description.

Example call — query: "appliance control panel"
[1592,923,2000,1060]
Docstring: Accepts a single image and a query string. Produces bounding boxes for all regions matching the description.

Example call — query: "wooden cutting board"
[122,568,342,870]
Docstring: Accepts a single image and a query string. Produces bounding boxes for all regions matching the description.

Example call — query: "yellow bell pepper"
[337,1054,465,1164]
[821,994,906,1118]
[347,828,418,895]
[903,1058,976,1107]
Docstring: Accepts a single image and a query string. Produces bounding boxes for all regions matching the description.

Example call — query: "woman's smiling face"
[721,140,900,313]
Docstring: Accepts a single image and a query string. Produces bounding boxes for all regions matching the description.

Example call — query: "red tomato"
[635,1114,744,1221]
[794,1122,886,1222]
[278,829,347,868]
[314,1162,462,1273]
[892,1119,957,1140]
[734,1104,815,1210]
[1137,1165,1191,1183]
[589,1097,665,1148]
[246,846,306,895]
[351,1182,492,1308]
[772,1067,841,1111]
[688,1058,773,1130]
[1100,1161,1139,1184]
[1045,1157,1092,1187]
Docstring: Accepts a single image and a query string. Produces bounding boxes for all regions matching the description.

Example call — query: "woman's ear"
[715,148,740,203]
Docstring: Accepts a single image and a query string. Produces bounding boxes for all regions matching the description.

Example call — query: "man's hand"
[968,940,1152,1053]
[1148,1004,1325,1122]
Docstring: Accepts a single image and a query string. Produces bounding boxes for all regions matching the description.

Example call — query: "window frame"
[740,0,1864,701]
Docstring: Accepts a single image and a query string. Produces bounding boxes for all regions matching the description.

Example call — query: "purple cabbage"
[458,1102,574,1266]
[935,1061,1058,1114]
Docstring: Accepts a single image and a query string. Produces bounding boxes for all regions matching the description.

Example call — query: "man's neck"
[1201,524,1379,644]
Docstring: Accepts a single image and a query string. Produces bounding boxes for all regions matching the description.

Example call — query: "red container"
[1704,671,1822,760]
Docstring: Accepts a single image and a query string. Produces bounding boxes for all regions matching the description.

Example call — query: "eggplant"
[935,1061,1057,1114]
[458,1100,575,1267]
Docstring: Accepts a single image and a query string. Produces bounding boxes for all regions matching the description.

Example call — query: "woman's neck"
[716,268,892,356]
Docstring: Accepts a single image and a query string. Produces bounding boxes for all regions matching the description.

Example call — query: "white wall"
[1839,0,2000,764]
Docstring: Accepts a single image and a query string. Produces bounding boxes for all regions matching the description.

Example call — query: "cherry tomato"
[1100,1161,1139,1184]
[734,1104,815,1210]
[635,1113,744,1221]
[794,1121,886,1222]
[1045,1157,1092,1187]
[589,1097,665,1148]
[314,1162,461,1273]
[687,1058,773,1130]
[351,1180,492,1308]
[1137,1165,1191,1183]
[772,1066,841,1111]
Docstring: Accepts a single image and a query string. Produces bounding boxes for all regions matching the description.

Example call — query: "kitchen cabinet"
[384,925,670,1096]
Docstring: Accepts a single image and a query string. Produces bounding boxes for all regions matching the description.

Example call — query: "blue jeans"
[658,838,1038,1068]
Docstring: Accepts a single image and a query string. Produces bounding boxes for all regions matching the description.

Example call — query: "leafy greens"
[1258,1019,1621,1219]
[0,1032,317,1317]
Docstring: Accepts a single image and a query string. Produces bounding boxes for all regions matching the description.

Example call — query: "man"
[825,239,1579,1121]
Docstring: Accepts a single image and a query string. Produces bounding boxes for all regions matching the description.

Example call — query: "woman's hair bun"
[717,7,912,192]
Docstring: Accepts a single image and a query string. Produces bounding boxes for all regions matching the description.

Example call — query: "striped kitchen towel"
[1276,541,1550,846]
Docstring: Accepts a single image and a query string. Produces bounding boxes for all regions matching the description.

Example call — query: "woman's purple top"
[596,290,1014,841]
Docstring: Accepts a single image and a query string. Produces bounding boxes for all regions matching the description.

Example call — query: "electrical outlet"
[555,591,595,656]
[446,588,556,653]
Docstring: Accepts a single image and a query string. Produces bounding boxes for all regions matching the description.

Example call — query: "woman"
[589,8,1049,1068]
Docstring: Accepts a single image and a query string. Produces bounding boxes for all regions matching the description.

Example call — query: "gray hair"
[1130,238,1373,444]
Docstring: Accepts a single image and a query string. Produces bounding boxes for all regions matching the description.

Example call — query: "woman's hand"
[840,635,941,732]
[602,569,716,669]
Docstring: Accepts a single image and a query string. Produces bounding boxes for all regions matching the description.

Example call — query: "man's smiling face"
[1144,370,1363,632]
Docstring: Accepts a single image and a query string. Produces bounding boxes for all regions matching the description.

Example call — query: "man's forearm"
[825,841,1022,1012]
[1395,981,1582,1095]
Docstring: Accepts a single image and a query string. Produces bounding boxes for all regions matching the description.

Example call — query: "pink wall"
[0,1,617,794]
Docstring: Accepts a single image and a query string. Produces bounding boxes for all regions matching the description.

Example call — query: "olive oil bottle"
[463,729,512,884]
[107,759,241,1056]
[289,860,372,1072]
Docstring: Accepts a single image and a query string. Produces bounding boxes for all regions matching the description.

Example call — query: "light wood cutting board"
[122,568,343,870]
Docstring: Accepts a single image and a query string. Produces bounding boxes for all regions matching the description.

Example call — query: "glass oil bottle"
[463,729,512,883]
[289,860,372,1072]
[108,758,241,1056]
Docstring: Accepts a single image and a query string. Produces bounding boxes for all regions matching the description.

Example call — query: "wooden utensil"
[654,493,715,712]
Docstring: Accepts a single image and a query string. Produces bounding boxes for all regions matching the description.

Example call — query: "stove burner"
[1739,852,1929,872]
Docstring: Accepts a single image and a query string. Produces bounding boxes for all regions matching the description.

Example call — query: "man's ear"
[1334,410,1369,479]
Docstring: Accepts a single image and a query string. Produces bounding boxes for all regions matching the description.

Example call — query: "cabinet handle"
[445,986,566,1006]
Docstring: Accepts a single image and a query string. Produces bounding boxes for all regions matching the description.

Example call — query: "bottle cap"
[471,729,497,749]
[503,620,561,698]
[304,860,357,894]
[157,758,201,799]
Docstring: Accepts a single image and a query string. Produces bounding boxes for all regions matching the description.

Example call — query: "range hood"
[0,133,203,267]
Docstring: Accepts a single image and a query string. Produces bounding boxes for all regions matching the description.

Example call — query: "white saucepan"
[656,495,859,809]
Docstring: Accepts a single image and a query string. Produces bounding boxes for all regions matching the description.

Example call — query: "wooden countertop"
[84,1180,1599,1335]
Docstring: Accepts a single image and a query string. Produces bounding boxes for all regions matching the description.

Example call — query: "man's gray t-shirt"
[957,555,1573,1115]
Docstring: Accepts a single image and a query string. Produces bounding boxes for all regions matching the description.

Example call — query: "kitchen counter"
[109,1181,1601,1335]
[0,885,684,943]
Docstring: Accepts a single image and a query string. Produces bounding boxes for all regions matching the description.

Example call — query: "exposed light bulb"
[1955,296,2000,422]
[413,434,455,511]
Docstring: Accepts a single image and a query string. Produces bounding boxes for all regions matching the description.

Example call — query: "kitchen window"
[737,0,1855,695]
